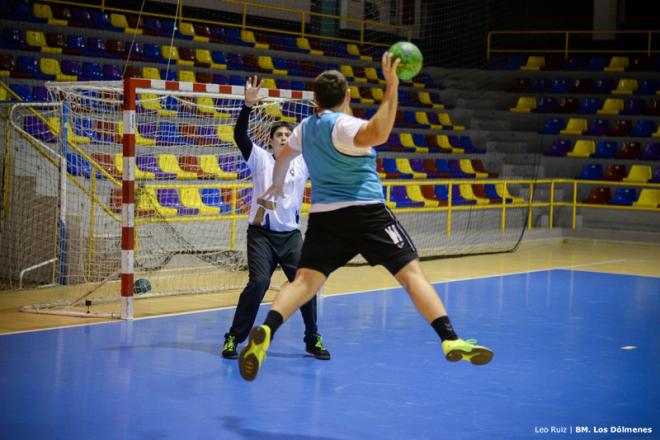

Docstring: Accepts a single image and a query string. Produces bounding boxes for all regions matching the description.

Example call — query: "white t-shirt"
[246,144,309,232]
[289,111,380,213]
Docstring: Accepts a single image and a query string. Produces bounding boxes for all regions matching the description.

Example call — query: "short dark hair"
[313,70,348,109]
[269,121,292,139]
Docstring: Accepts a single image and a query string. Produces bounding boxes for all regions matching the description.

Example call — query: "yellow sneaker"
[442,338,493,366]
[238,325,271,381]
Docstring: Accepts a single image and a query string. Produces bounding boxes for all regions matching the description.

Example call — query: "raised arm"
[233,76,263,160]
[353,52,400,148]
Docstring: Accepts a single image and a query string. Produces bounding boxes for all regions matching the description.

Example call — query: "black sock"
[431,316,458,341]
[263,310,284,339]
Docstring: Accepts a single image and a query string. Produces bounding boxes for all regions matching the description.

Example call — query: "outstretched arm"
[353,52,400,148]
[233,76,263,161]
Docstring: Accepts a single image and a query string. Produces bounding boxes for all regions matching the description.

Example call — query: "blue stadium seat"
[200,188,231,213]
[631,120,656,137]
[577,98,601,114]
[9,84,31,101]
[609,188,638,206]
[576,163,604,180]
[591,141,618,158]
[545,139,572,157]
[66,153,91,178]
[541,118,565,134]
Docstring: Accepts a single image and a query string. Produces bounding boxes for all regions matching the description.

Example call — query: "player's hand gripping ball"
[388,41,423,80]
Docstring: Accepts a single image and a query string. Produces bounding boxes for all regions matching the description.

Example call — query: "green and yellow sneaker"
[238,325,271,381]
[305,334,331,360]
[221,334,238,359]
[442,338,493,366]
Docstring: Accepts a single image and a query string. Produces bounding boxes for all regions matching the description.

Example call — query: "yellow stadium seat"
[436,135,464,153]
[340,65,367,83]
[347,44,372,61]
[399,133,426,152]
[180,187,220,215]
[113,154,156,180]
[199,155,236,179]
[110,13,141,34]
[140,93,176,117]
[33,3,67,25]
[180,23,208,42]
[623,165,652,182]
[296,38,323,55]
[653,126,660,138]
[195,49,225,70]
[258,56,286,75]
[241,30,268,49]
[350,87,374,104]
[416,112,442,130]
[370,88,384,102]
[138,187,177,216]
[604,56,629,72]
[597,98,624,115]
[521,56,545,71]
[459,184,490,205]
[26,31,47,51]
[41,58,76,81]
[162,45,193,66]
[197,97,231,119]
[47,117,90,145]
[560,118,587,135]
[395,158,426,179]
[117,121,156,146]
[437,113,465,130]
[158,155,197,180]
[418,92,444,109]
[510,96,537,113]
[406,185,436,207]
[0,86,8,101]
[217,125,236,145]
[632,189,660,208]
[495,183,524,204]
[364,67,385,84]
[613,79,637,95]
[264,103,296,123]
[260,78,277,89]
[142,67,161,80]
[178,70,196,83]
[459,159,488,178]
[566,140,595,157]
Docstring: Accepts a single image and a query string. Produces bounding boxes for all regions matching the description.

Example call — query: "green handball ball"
[388,41,423,80]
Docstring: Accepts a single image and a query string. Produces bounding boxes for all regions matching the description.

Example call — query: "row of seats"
[385,184,524,208]
[583,187,660,207]
[545,139,660,160]
[68,152,251,181]
[488,55,660,72]
[541,117,660,137]
[511,96,660,116]
[576,163,660,182]
[0,2,382,63]
[378,133,483,154]
[376,158,497,179]
[511,77,659,95]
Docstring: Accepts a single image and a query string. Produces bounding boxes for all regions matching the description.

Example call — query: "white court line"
[3,264,656,336]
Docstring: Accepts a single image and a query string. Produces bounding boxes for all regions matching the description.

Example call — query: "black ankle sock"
[263,310,284,338]
[431,316,458,341]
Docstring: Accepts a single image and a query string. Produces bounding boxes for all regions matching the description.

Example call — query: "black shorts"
[299,203,418,277]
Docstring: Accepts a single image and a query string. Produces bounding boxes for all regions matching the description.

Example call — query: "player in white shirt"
[221,77,330,361]
[238,53,493,381]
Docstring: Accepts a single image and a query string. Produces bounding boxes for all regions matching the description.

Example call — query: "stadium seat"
[570,78,593,93]
[647,100,660,116]
[46,117,90,144]
[510,96,536,113]
[576,98,601,114]
[586,119,610,136]
[622,99,646,115]
[0,55,15,77]
[81,62,103,81]
[102,64,122,80]
[113,154,155,180]
[613,79,637,95]
[566,140,595,157]
[258,56,286,75]
[491,183,524,204]
[396,158,426,178]
[560,118,587,135]
[544,139,570,157]
[623,165,652,182]
[181,22,207,42]
[155,188,197,216]
[520,56,545,71]
[33,3,67,25]
[592,78,616,94]
[199,188,231,213]
[616,142,641,159]
[32,86,49,102]
[602,164,627,181]
[649,167,660,183]
[597,98,623,115]
[110,13,141,34]
[576,163,604,180]
[66,153,91,178]
[550,79,570,93]
[582,187,611,204]
[404,185,437,207]
[591,141,618,158]
[158,154,197,180]
[607,119,632,136]
[631,120,657,137]
[92,153,121,178]
[535,97,557,113]
[587,56,609,71]
[604,56,629,72]
[458,159,487,178]
[555,97,579,113]
[639,142,660,160]
[609,187,638,206]
[137,156,176,180]
[632,189,660,208]
[541,118,565,134]
[180,187,220,215]
[198,155,237,179]
[26,30,50,52]
[637,79,658,95]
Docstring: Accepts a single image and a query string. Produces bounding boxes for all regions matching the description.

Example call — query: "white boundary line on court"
[3,264,658,336]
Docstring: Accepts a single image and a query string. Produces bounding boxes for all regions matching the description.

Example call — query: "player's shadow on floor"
[101,342,219,356]
[220,416,341,440]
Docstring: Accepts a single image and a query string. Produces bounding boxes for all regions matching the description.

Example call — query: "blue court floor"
[1,270,658,440]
